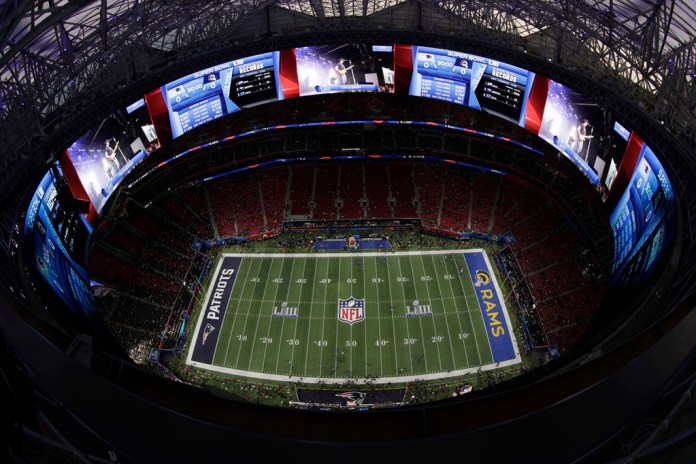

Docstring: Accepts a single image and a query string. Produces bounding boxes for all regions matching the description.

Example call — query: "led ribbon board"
[609,144,675,286]
[161,52,283,138]
[408,45,535,126]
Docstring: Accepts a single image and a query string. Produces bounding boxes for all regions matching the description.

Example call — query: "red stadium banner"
[58,151,98,225]
[524,75,549,134]
[605,131,643,209]
[144,87,173,147]
[393,44,414,94]
[278,48,300,99]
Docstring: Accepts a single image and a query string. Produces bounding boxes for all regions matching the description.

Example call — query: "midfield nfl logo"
[338,297,365,325]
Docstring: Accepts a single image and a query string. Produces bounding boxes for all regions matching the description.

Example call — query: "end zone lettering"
[190,256,241,364]
[207,268,235,320]
[473,269,505,337]
[463,252,516,363]
[478,287,505,337]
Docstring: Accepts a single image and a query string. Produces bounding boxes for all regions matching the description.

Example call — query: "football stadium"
[1,1,696,463]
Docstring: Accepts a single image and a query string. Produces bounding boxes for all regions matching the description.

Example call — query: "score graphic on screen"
[228,60,278,107]
[161,52,283,138]
[408,46,535,125]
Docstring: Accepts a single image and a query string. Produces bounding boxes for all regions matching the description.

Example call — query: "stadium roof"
[1,0,694,119]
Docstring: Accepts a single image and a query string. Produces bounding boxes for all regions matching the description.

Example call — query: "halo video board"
[23,168,97,317]
[609,143,675,287]
[404,45,535,126]
[295,44,394,95]
[159,52,285,138]
[65,100,156,213]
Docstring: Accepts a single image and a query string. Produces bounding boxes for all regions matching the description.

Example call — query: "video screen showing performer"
[573,118,594,161]
[103,138,122,179]
[334,57,353,85]
[66,102,159,212]
[538,80,623,186]
[296,44,395,95]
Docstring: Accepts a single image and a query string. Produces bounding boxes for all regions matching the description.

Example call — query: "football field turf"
[186,249,521,384]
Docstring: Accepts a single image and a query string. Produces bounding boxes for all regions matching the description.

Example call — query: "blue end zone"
[463,252,516,363]
[190,256,242,364]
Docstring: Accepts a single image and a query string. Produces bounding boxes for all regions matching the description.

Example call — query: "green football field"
[186,249,521,384]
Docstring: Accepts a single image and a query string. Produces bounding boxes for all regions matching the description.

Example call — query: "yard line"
[395,256,415,375]
[285,256,307,376]
[440,253,471,368]
[350,256,360,377]
[428,253,457,370]
[233,258,265,369]
[350,256,367,377]
[372,256,383,378]
[259,257,289,373]
[406,254,429,374]
[361,255,369,379]
[318,258,330,378]
[247,257,280,371]
[302,257,320,376]
[385,256,399,376]
[273,256,297,374]
[337,258,346,377]
[419,254,443,372]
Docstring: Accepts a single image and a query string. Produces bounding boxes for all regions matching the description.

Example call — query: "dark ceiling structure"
[2,1,696,462]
